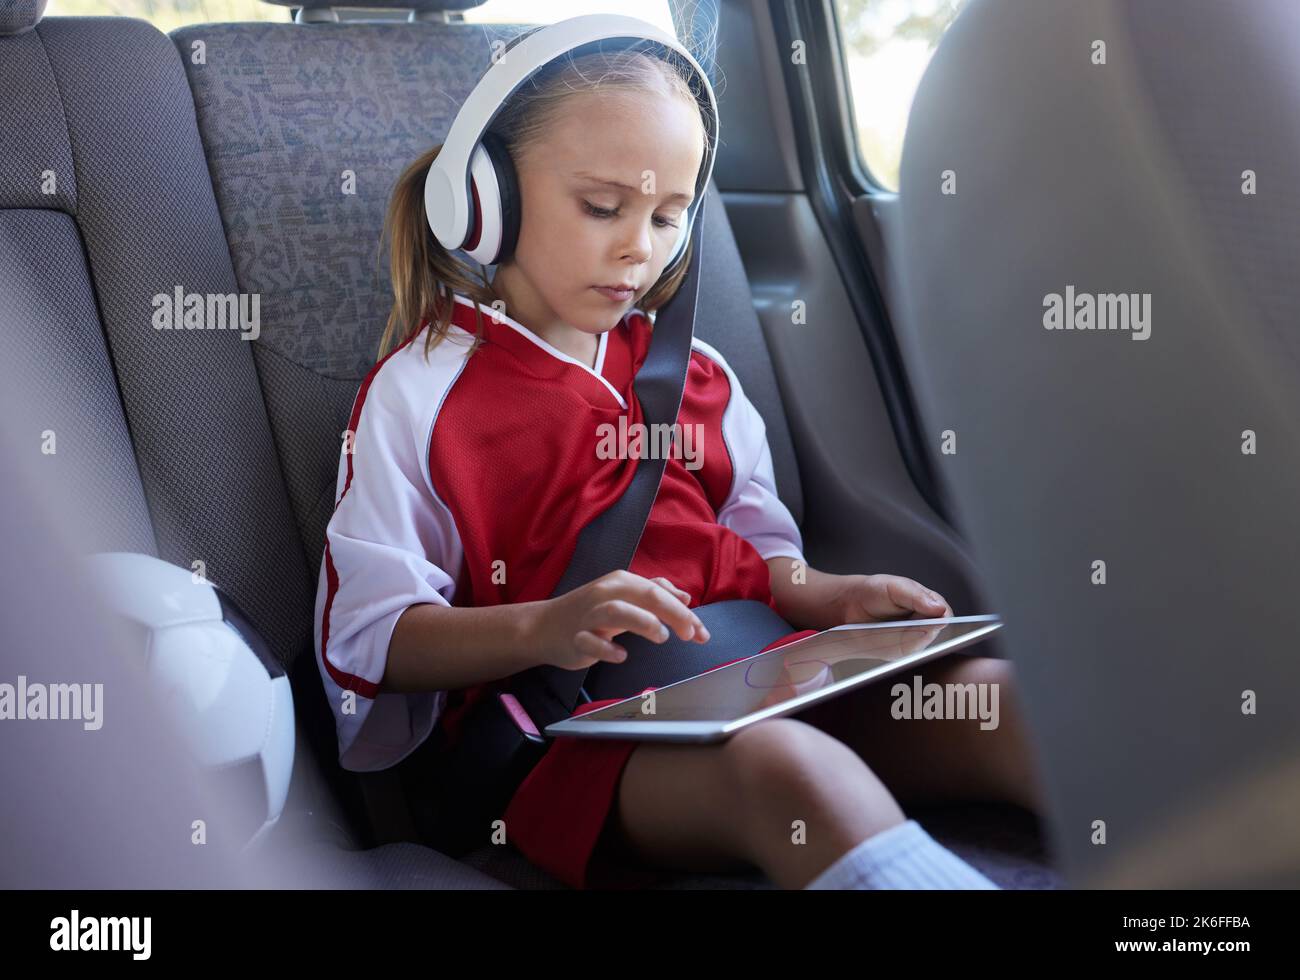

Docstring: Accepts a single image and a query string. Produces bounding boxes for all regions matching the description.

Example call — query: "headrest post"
[0,0,49,36]
[293,7,338,24]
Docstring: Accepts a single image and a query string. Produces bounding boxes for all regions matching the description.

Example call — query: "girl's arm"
[384,600,544,693]
[765,556,849,631]
[766,556,953,631]
[383,572,709,694]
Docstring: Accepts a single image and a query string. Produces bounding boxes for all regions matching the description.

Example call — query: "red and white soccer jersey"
[314,291,810,885]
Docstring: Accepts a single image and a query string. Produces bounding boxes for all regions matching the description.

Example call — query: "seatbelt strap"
[505,190,710,730]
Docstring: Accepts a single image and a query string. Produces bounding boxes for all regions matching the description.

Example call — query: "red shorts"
[500,627,820,889]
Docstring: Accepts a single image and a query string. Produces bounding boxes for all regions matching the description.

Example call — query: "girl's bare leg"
[791,654,1048,814]
[605,718,907,889]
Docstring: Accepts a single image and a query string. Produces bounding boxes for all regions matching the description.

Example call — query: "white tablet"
[544,614,1003,742]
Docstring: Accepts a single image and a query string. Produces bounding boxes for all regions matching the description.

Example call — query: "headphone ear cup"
[463,144,501,266]
[479,131,521,266]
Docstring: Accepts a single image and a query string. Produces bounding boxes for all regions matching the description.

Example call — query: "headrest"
[0,0,48,36]
[260,0,486,10]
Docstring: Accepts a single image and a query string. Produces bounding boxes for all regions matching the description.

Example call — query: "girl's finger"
[915,585,945,612]
[623,580,708,642]
[590,599,677,645]
[882,577,920,613]
[573,630,627,665]
[652,577,691,602]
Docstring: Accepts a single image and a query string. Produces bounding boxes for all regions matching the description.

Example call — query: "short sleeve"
[695,340,806,564]
[313,368,463,773]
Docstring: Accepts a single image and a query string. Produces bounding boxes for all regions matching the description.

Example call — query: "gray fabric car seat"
[897,0,1300,886]
[0,0,510,888]
[0,0,362,836]
[3,9,315,664]
[0,8,156,558]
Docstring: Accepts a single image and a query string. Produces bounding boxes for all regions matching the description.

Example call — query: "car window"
[44,0,285,32]
[42,1,677,36]
[833,0,967,191]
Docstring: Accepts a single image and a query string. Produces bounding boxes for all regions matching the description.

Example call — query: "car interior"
[1,0,1065,888]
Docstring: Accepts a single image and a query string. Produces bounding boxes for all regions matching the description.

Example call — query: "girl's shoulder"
[364,314,477,422]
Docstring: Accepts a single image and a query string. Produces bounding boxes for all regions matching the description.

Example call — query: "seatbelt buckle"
[497,692,547,744]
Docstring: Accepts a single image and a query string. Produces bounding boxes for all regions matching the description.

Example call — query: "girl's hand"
[827,574,952,626]
[527,571,712,672]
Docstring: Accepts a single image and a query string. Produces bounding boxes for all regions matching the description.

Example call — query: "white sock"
[804,819,1000,890]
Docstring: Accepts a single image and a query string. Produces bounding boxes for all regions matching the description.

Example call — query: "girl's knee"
[721,718,904,852]
[722,718,884,802]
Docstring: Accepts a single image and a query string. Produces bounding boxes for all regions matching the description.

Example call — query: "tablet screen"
[564,618,999,725]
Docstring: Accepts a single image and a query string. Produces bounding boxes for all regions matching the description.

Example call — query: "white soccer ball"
[84,552,294,849]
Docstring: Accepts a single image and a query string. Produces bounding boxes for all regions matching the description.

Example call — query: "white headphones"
[423,14,719,285]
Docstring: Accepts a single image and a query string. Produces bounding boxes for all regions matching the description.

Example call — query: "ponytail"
[376,144,498,362]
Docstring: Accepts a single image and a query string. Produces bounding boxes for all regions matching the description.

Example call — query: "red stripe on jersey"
[319,325,426,699]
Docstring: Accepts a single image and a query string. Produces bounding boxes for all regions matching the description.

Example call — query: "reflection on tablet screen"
[577,620,993,723]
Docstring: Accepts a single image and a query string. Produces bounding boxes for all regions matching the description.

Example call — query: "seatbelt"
[504,189,711,730]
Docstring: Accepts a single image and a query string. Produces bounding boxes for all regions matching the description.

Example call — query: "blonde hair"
[375,36,714,362]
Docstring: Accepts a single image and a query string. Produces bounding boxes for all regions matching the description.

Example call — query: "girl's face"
[492,87,706,350]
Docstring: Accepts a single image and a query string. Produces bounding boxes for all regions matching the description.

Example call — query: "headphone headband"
[425,14,719,272]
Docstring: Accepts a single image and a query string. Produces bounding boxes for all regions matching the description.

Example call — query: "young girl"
[315,39,1046,891]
